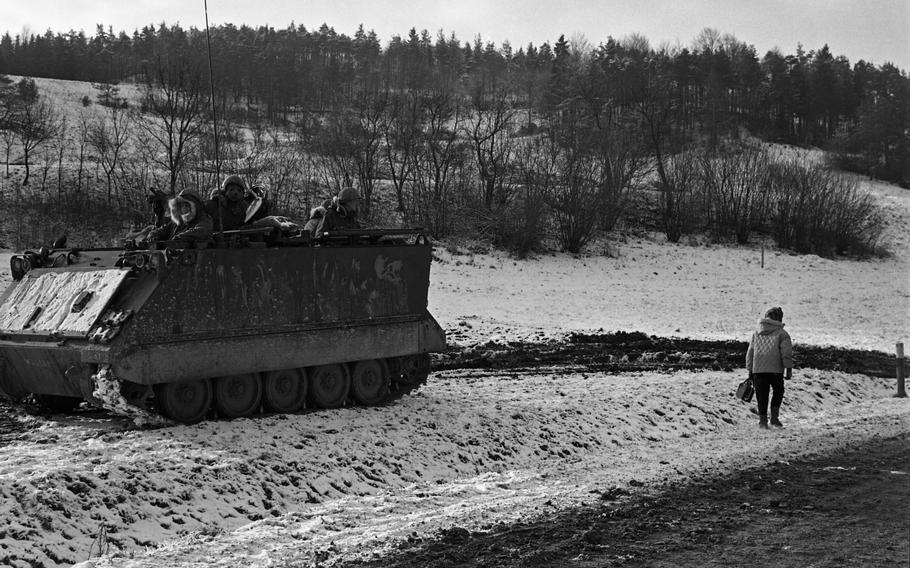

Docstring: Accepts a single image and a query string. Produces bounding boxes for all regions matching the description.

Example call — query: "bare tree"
[637,57,690,242]
[351,92,386,219]
[699,144,770,243]
[0,128,14,179]
[262,132,307,215]
[54,116,69,199]
[465,88,517,211]
[382,91,421,212]
[88,104,133,205]
[593,116,650,231]
[409,89,467,235]
[544,125,602,253]
[507,134,557,256]
[0,80,16,179]
[74,112,92,194]
[310,110,357,194]
[10,79,60,187]
[136,59,206,192]
[658,149,701,241]
[39,144,54,192]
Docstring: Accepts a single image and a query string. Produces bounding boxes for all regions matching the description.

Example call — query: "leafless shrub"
[406,90,468,236]
[768,158,884,256]
[490,136,554,256]
[657,149,701,242]
[593,118,650,232]
[698,144,771,243]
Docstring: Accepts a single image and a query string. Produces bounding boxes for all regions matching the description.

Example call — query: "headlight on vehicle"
[10,255,30,281]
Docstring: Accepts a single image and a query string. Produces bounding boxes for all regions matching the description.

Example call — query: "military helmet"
[221,175,247,192]
[337,186,360,204]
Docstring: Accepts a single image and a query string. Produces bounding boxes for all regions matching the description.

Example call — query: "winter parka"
[148,189,214,245]
[745,318,794,374]
[313,203,360,235]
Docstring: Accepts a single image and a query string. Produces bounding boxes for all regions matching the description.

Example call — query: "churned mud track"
[437,331,897,377]
[342,433,910,568]
[0,331,895,431]
[0,401,33,446]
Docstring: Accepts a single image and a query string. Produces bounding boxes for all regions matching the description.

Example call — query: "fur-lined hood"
[176,188,206,210]
[170,189,208,226]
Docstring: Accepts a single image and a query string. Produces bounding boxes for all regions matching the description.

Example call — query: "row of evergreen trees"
[0,23,907,186]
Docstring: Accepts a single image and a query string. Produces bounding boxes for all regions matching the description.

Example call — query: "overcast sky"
[2,0,907,69]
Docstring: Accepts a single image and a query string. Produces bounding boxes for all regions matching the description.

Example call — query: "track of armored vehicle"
[0,227,445,424]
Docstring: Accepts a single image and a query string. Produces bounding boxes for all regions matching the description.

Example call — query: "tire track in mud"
[0,401,34,445]
[0,331,894,441]
[340,433,910,568]
[435,331,896,378]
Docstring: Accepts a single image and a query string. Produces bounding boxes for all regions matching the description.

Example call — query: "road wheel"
[398,353,431,384]
[213,373,262,419]
[36,394,81,414]
[262,368,307,413]
[350,359,389,406]
[309,364,350,409]
[156,380,212,424]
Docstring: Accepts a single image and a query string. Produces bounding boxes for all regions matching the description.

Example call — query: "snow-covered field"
[0,175,907,568]
[430,176,910,352]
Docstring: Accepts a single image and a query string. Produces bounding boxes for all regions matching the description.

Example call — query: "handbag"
[736,377,754,402]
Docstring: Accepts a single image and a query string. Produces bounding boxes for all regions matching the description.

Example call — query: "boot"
[759,414,769,429]
[770,407,783,428]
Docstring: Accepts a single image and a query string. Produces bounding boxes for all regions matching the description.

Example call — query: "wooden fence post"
[896,343,907,398]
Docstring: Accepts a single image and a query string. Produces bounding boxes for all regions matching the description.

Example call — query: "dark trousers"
[753,373,785,416]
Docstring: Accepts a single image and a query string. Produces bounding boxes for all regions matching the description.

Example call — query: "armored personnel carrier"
[0,228,445,423]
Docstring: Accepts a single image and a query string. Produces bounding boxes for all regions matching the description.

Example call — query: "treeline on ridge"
[0,23,904,257]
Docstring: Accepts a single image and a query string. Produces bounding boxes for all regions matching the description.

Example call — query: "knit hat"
[764,306,784,322]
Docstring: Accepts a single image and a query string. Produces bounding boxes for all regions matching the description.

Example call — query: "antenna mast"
[204,0,220,183]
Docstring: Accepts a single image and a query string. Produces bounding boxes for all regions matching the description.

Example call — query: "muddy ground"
[437,331,897,377]
[337,333,908,568]
[342,434,909,567]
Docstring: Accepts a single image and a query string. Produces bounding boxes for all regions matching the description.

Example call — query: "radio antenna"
[203,0,224,236]
[204,0,220,184]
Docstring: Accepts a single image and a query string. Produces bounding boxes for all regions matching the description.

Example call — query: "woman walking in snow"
[745,307,794,429]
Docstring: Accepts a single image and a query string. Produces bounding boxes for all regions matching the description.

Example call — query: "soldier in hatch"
[313,187,362,235]
[207,175,270,232]
[146,188,214,246]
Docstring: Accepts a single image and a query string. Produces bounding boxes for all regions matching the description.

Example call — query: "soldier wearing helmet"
[206,175,270,232]
[312,186,362,236]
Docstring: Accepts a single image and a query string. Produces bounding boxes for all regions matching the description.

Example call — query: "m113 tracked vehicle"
[0,229,446,424]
